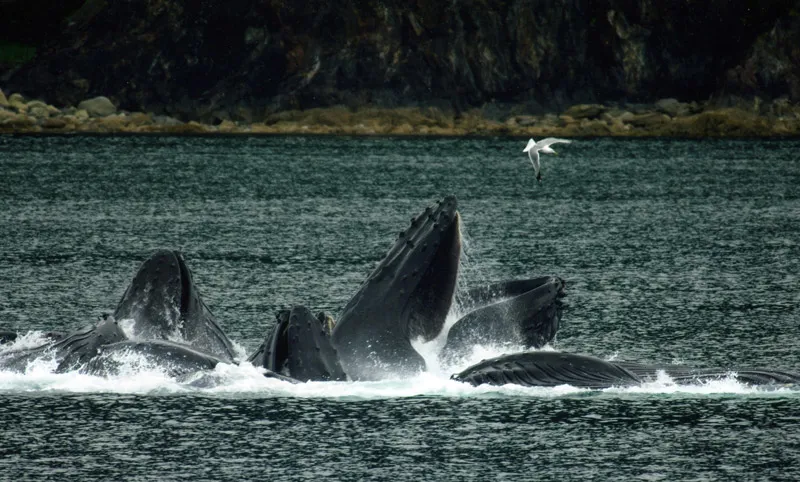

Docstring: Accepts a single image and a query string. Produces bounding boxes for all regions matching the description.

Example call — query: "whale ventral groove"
[330,195,461,381]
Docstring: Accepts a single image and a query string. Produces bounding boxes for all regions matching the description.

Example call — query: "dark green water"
[1,135,799,480]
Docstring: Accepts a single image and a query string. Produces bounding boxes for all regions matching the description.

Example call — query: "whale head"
[331,195,462,380]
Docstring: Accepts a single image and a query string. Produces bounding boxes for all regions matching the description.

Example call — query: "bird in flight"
[522,138,573,182]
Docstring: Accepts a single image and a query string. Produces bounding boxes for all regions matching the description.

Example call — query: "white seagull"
[522,137,573,182]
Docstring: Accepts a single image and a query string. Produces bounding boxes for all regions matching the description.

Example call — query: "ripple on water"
[1,136,800,480]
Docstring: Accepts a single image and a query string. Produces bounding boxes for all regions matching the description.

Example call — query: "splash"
[2,358,790,398]
[0,330,54,354]
[1,332,796,399]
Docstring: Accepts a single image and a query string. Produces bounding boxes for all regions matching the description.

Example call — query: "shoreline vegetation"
[2,89,800,137]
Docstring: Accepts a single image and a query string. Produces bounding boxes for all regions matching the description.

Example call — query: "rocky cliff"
[1,0,799,123]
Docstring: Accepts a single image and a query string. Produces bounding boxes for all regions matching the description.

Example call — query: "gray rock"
[8,93,26,112]
[78,96,116,117]
[511,115,537,127]
[769,97,792,117]
[0,110,36,128]
[624,103,652,115]
[26,100,59,119]
[153,115,183,126]
[625,112,670,128]
[563,104,606,120]
[617,111,635,122]
[28,105,50,119]
[655,98,690,117]
[42,118,68,129]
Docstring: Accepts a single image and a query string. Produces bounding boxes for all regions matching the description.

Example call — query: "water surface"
[1,135,799,480]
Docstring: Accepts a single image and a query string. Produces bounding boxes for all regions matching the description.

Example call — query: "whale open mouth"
[330,195,463,380]
[112,250,236,361]
[405,210,461,341]
[113,250,185,339]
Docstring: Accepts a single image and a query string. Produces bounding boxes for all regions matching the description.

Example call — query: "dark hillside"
[1,0,799,123]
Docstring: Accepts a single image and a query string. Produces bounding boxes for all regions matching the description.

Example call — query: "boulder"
[0,110,37,129]
[655,98,691,117]
[0,109,16,122]
[558,114,577,127]
[8,93,27,112]
[42,118,68,129]
[0,89,8,108]
[77,96,116,117]
[624,112,670,128]
[563,104,607,120]
[26,100,59,119]
[508,115,538,127]
[153,115,183,126]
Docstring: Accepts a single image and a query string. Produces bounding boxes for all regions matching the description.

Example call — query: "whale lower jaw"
[452,352,800,388]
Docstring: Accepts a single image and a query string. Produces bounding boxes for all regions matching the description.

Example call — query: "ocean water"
[1,134,799,480]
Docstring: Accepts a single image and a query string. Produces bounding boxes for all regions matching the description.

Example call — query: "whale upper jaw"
[112,250,237,361]
[331,195,462,381]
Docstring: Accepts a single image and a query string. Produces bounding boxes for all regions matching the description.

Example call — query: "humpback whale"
[5,194,794,391]
[0,196,579,384]
[0,251,237,374]
[242,196,567,382]
[0,331,17,345]
[86,339,225,377]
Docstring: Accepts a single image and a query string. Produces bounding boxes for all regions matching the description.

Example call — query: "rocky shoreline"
[2,89,799,137]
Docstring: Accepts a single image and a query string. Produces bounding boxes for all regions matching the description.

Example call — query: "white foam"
[0,330,55,354]
[1,335,795,398]
[0,359,792,398]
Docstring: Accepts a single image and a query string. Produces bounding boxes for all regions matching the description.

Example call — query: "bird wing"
[535,138,572,149]
[522,138,537,152]
[527,150,540,175]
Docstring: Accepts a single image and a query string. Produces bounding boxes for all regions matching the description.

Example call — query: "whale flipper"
[331,196,462,380]
[113,250,237,362]
[441,277,566,366]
